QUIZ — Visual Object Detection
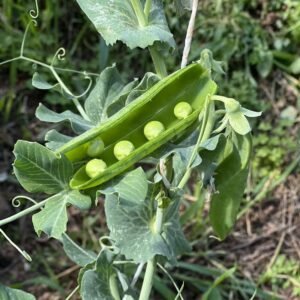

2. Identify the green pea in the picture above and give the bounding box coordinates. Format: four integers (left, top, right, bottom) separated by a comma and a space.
144, 121, 165, 141
174, 102, 193, 119
87, 138, 105, 157
85, 159, 107, 178
114, 140, 135, 160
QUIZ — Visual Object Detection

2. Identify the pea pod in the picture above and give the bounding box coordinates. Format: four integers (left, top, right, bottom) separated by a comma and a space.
56, 62, 217, 190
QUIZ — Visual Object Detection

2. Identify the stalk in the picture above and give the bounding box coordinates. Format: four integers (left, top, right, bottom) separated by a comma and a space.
138, 205, 164, 300
130, 1, 168, 298
130, 0, 168, 78
0, 198, 49, 227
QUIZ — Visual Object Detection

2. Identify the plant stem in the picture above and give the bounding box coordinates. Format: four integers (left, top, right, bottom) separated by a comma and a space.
1, 54, 91, 121
131, 263, 145, 288
131, 1, 167, 298
131, 0, 147, 26
130, 0, 168, 78
149, 47, 168, 78
0, 229, 32, 261
109, 274, 121, 300
138, 258, 156, 300
0, 198, 49, 227
178, 99, 212, 189
138, 205, 164, 300
144, 0, 152, 22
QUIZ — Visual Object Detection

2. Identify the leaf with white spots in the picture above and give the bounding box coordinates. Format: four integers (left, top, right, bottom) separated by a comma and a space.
76, 0, 175, 49
101, 168, 190, 263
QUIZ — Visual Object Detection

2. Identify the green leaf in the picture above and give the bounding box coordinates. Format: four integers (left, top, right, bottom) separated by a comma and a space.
76, 0, 175, 49
62, 234, 97, 267
32, 191, 91, 239
200, 134, 222, 151
171, 146, 202, 186
209, 134, 252, 240
36, 103, 92, 134
13, 141, 73, 194
102, 168, 190, 263
198, 134, 227, 186
32, 72, 58, 90
107, 72, 160, 117
45, 130, 72, 151
80, 250, 116, 300
84, 65, 137, 124
0, 284, 35, 300
101, 167, 148, 205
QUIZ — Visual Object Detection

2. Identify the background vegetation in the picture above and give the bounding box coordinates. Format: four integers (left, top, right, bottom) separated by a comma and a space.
0, 0, 299, 299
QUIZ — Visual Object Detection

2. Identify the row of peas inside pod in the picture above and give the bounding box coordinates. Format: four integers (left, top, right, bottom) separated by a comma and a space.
85, 102, 193, 179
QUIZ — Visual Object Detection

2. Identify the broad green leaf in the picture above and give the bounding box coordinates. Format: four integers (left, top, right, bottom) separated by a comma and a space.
209, 134, 252, 240
107, 72, 160, 117
76, 0, 175, 49
156, 131, 202, 186
32, 191, 91, 239
161, 134, 221, 187
84, 65, 137, 124
36, 103, 92, 134
45, 129, 72, 151
101, 168, 148, 205
102, 168, 190, 263
32, 72, 58, 90
0, 284, 35, 300
62, 234, 97, 267
80, 250, 116, 300
13, 141, 73, 194
200, 134, 222, 151
171, 146, 202, 186
198, 134, 227, 186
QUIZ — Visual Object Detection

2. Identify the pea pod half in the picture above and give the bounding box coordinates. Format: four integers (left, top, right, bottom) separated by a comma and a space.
56, 62, 217, 190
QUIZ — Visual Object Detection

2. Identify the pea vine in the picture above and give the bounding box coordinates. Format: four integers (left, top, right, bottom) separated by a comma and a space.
0, 0, 261, 299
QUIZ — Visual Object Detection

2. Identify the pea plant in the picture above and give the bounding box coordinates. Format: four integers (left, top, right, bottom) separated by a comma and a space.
0, 0, 261, 299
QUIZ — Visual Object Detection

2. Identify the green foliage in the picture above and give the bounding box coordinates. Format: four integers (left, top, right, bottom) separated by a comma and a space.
102, 168, 190, 263
0, 283, 35, 300
32, 190, 91, 239
265, 254, 300, 297
0, 0, 273, 299
208, 134, 252, 239
252, 120, 297, 181
13, 141, 73, 194
62, 234, 97, 267
217, 70, 261, 110
76, 0, 175, 50
80, 250, 117, 300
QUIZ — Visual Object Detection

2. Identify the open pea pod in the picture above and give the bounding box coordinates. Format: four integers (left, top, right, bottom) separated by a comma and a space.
57, 62, 217, 190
